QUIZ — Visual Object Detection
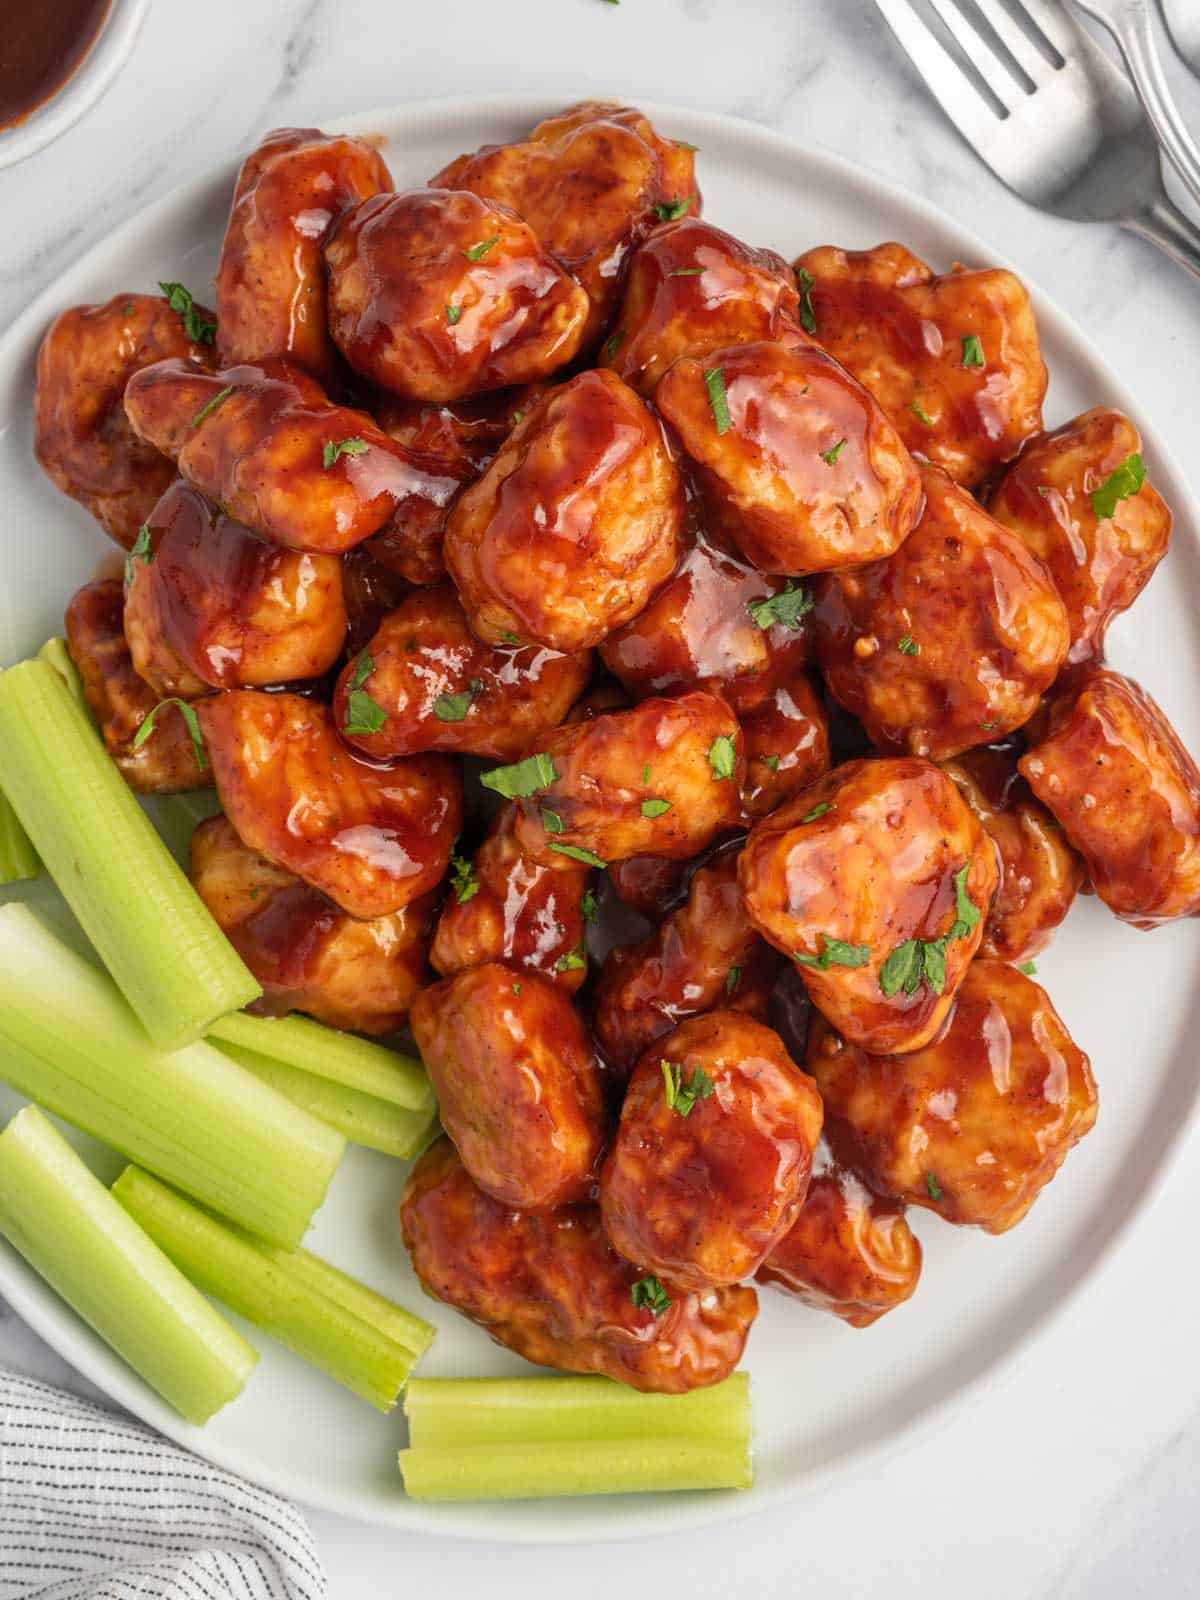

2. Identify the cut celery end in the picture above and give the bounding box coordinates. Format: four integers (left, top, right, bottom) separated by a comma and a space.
404, 1374, 750, 1448
209, 1012, 434, 1112
0, 789, 39, 884
113, 1167, 421, 1411
398, 1438, 753, 1502
219, 1042, 437, 1160
36, 636, 88, 712
0, 1108, 256, 1424
0, 659, 260, 1049
0, 904, 343, 1246
256, 1243, 435, 1360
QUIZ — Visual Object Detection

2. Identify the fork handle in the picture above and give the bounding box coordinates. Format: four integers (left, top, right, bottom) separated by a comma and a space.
1124, 195, 1200, 279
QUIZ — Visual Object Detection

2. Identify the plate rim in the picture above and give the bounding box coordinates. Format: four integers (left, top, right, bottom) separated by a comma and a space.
2, 90, 1198, 1544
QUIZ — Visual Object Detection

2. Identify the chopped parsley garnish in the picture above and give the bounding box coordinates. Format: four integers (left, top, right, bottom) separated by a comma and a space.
190, 386, 233, 428
708, 735, 736, 781
897, 634, 920, 656
654, 194, 695, 222
641, 798, 672, 818
910, 398, 934, 428
925, 1171, 943, 1202
343, 689, 387, 737
704, 365, 731, 434
630, 1274, 672, 1315
821, 437, 847, 467
580, 888, 599, 924
794, 936, 871, 971
980, 721, 997, 732
670, 267, 704, 277
158, 280, 216, 345
763, 755, 780, 772
449, 854, 480, 905
541, 807, 566, 834
432, 679, 481, 722
445, 304, 463, 325
604, 330, 625, 363
674, 139, 698, 152
795, 266, 817, 334
726, 966, 742, 995
124, 523, 152, 586
747, 581, 813, 631
322, 437, 369, 470
350, 650, 374, 690
555, 945, 588, 973
498, 630, 521, 646
511, 982, 522, 996
1091, 452, 1146, 521
961, 334, 985, 369
132, 699, 206, 769
1018, 960, 1038, 976
480, 752, 559, 799
464, 236, 500, 261
661, 1059, 714, 1117
879, 863, 981, 997
801, 801, 832, 823
548, 842, 607, 868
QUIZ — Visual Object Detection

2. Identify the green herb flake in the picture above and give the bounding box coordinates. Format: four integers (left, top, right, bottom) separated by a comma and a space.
464, 236, 500, 262
670, 267, 704, 277
910, 398, 934, 428
703, 365, 731, 435
801, 801, 832, 824
449, 854, 480, 905
763, 755, 780, 772
432, 679, 481, 723
604, 330, 625, 363
654, 194, 695, 223
132, 698, 206, 769
726, 965, 742, 995
925, 1171, 944, 1202
897, 634, 920, 656
498, 630, 522, 646
445, 304, 463, 325
158, 280, 216, 345
190, 385, 234, 428
1091, 452, 1147, 521
322, 437, 369, 470
794, 936, 871, 971
980, 721, 997, 732
879, 939, 924, 999
821, 437, 847, 467
555, 945, 588, 973
674, 140, 699, 152
124, 523, 153, 586
1017, 960, 1038, 976
350, 650, 374, 690
878, 860, 981, 998
642, 763, 652, 784
480, 752, 559, 799
747, 581, 813, 631
343, 689, 387, 737
548, 842, 607, 869
580, 888, 599, 924
795, 266, 817, 335
708, 734, 736, 781
511, 982, 522, 996
660, 1060, 714, 1118
541, 807, 566, 834
961, 334, 985, 369
641, 798, 672, 818
630, 1274, 672, 1315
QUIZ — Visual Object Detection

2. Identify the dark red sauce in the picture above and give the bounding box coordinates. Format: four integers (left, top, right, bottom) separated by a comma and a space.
1, 1, 112, 131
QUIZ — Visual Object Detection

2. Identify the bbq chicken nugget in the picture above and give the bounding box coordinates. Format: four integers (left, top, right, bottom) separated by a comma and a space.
400, 1138, 757, 1393
444, 368, 686, 651
739, 756, 998, 1054
655, 339, 922, 575
807, 961, 1097, 1233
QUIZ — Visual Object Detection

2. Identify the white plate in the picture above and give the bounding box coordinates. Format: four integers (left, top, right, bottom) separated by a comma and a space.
1, 96, 1198, 1545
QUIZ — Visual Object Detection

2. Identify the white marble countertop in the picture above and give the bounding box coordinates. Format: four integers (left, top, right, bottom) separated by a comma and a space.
4, 1, 1200, 1594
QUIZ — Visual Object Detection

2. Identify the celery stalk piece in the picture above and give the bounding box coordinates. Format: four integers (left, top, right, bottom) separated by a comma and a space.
209, 1011, 434, 1111
398, 1438, 753, 1501
219, 1042, 437, 1160
0, 789, 39, 883
0, 904, 343, 1246
0, 659, 260, 1048
0, 1108, 257, 1424
256, 1243, 435, 1359
36, 636, 88, 712
113, 1167, 421, 1411
404, 1374, 750, 1448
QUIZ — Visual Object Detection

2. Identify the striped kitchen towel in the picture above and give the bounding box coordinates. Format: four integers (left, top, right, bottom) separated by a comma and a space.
0, 1368, 326, 1599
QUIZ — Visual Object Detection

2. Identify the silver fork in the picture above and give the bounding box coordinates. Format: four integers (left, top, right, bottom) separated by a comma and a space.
871, 0, 1200, 280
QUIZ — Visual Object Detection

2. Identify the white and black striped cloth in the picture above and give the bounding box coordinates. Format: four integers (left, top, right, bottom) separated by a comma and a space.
0, 1369, 326, 1599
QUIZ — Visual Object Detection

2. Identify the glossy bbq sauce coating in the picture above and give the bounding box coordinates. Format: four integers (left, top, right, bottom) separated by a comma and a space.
0, 0, 110, 130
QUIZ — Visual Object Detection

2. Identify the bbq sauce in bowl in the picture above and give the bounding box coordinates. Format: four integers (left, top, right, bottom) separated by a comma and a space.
0, 0, 112, 131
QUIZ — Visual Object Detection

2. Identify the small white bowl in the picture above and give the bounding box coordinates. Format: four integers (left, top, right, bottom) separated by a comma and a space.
0, 0, 149, 171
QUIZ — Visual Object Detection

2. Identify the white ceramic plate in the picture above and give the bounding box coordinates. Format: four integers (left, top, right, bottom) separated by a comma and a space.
1, 96, 1198, 1545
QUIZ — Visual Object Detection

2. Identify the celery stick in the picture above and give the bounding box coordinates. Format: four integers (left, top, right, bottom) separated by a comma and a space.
0, 659, 260, 1048
219, 1042, 437, 1160
398, 1438, 753, 1501
0, 1109, 256, 1424
256, 1244, 435, 1359
36, 636, 88, 712
404, 1374, 750, 1448
0, 904, 343, 1246
209, 1012, 433, 1111
113, 1167, 420, 1411
0, 789, 39, 884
